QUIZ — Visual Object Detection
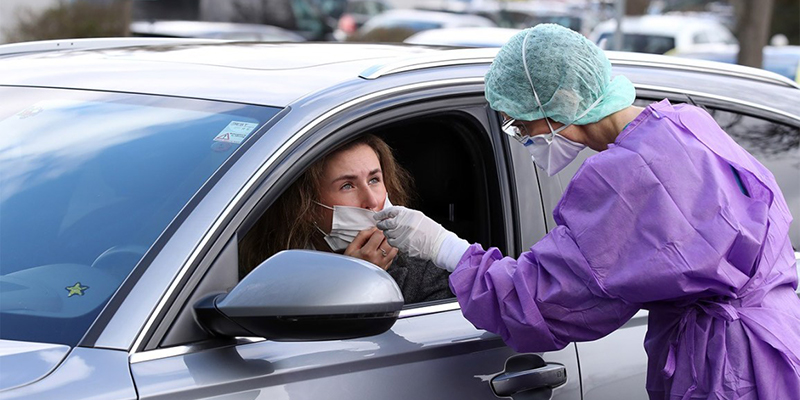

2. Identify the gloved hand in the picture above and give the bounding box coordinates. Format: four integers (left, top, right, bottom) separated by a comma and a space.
374, 206, 470, 271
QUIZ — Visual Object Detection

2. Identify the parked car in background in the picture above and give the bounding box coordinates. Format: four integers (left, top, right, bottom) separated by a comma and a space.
333, 0, 393, 41
590, 14, 737, 54
673, 44, 800, 83
0, 38, 798, 399
404, 26, 518, 47
350, 9, 495, 42
129, 20, 306, 42
472, 0, 597, 37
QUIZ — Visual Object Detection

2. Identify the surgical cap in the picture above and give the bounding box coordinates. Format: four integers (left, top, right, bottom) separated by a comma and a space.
485, 24, 635, 125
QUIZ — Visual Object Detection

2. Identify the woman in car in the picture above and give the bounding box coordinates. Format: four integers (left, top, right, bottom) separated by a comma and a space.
374, 24, 800, 398
240, 134, 452, 304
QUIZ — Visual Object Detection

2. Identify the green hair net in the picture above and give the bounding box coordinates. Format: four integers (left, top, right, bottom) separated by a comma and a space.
485, 24, 635, 125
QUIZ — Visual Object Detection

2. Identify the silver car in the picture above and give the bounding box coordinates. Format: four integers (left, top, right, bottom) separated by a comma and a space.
0, 39, 798, 399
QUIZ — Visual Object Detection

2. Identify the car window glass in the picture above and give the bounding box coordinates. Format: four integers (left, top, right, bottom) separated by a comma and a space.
694, 31, 710, 44
386, 20, 443, 31
0, 87, 280, 346
599, 33, 676, 54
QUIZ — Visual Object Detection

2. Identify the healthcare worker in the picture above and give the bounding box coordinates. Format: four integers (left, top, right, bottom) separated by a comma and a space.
375, 24, 800, 399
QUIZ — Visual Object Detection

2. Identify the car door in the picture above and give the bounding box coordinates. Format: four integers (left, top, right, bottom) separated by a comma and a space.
128, 87, 583, 399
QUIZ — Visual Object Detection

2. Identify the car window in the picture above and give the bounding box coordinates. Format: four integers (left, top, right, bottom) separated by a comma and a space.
0, 87, 280, 346
599, 33, 676, 54
385, 20, 443, 32
693, 31, 710, 44
237, 110, 506, 307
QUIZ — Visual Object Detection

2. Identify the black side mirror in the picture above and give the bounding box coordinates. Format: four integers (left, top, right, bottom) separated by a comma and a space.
194, 250, 404, 341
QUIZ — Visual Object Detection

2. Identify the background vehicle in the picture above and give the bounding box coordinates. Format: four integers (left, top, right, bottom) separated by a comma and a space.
0, 39, 798, 399
403, 26, 518, 47
350, 9, 496, 42
673, 44, 800, 83
471, 0, 596, 37
333, 0, 393, 41
129, 20, 307, 41
589, 14, 737, 54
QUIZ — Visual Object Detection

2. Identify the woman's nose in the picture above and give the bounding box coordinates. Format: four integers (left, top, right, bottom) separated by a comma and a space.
361, 189, 380, 210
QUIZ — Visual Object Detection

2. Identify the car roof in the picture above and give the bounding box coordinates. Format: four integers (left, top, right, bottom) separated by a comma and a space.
0, 41, 442, 107
1, 40, 796, 108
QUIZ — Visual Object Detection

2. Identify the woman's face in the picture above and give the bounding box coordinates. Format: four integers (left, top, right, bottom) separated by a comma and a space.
316, 143, 386, 233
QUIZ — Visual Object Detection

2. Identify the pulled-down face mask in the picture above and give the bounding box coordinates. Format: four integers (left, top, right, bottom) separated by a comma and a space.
315, 196, 392, 252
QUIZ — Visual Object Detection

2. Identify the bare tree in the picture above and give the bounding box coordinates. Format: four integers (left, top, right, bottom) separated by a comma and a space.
731, 0, 775, 68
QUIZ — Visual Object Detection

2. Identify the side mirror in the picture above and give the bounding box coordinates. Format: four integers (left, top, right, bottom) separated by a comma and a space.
194, 250, 404, 341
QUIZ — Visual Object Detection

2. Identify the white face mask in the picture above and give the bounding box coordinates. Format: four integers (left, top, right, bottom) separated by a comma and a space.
524, 133, 586, 176
315, 196, 392, 252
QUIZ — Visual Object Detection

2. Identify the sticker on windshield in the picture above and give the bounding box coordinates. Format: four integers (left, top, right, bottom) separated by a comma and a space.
213, 121, 259, 145
66, 282, 89, 297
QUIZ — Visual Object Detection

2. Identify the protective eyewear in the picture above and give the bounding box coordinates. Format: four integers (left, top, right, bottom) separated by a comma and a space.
501, 117, 533, 146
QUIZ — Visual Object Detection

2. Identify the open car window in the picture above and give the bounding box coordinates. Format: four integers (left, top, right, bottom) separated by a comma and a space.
238, 109, 505, 307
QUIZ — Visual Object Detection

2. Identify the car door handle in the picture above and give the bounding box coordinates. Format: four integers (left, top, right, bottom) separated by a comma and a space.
491, 354, 567, 397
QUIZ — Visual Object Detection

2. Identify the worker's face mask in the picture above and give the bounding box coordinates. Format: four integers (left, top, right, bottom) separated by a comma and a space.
503, 117, 584, 176
525, 133, 586, 176
315, 196, 392, 252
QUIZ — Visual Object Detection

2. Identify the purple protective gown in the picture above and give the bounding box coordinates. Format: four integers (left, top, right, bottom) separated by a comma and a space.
450, 100, 800, 399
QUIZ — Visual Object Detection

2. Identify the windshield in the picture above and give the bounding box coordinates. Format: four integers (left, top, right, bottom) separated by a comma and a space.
0, 87, 280, 346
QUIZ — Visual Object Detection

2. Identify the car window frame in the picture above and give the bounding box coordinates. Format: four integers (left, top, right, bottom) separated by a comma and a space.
139, 86, 517, 353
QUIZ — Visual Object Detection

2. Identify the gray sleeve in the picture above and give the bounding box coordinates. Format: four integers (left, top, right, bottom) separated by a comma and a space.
387, 254, 453, 304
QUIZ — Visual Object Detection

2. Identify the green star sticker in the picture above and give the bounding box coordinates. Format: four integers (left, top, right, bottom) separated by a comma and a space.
65, 282, 89, 297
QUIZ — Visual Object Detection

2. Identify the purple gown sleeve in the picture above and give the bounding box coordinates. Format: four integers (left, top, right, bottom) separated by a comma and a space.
449, 230, 641, 353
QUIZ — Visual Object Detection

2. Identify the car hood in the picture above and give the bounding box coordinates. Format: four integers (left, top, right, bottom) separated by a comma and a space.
0, 340, 70, 391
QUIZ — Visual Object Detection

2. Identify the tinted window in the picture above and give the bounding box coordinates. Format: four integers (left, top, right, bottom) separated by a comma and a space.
0, 87, 280, 346
599, 33, 676, 54
694, 31, 710, 44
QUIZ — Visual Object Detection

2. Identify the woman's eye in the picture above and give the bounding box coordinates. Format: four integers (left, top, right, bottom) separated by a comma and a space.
369, 177, 380, 185
341, 183, 354, 190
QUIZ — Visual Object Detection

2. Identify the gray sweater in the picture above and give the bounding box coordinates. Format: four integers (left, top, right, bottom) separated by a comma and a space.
387, 254, 453, 304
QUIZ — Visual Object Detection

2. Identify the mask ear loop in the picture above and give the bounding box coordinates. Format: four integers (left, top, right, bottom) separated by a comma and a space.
312, 201, 333, 236
312, 221, 327, 236
313, 200, 334, 210
522, 30, 556, 144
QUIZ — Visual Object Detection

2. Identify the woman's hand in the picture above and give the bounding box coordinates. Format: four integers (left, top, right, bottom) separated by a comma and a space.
344, 228, 398, 270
